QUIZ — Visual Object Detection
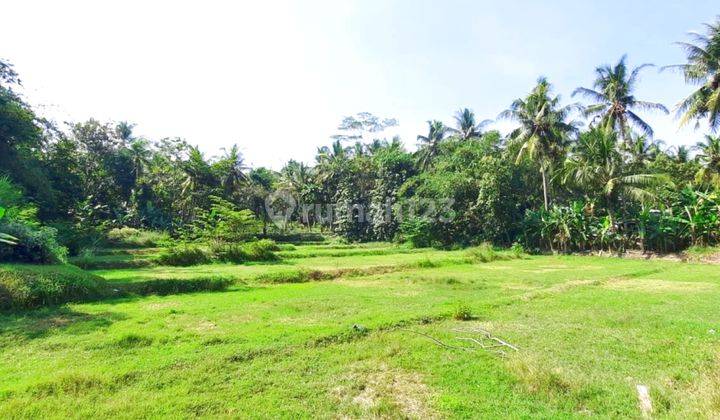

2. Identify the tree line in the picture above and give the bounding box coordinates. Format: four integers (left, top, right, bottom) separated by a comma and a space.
1, 17, 720, 260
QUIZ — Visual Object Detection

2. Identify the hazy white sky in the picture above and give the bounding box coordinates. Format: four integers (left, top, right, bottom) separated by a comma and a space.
2, 1, 718, 168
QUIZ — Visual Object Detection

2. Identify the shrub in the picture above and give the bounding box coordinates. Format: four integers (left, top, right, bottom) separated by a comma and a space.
0, 264, 111, 310
399, 217, 434, 248
156, 245, 211, 266
0, 221, 68, 264
212, 243, 249, 263
212, 239, 279, 263
49, 221, 104, 257
243, 239, 279, 261
106, 227, 170, 248
465, 243, 498, 263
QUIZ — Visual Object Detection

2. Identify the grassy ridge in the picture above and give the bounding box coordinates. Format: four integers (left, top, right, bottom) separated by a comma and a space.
0, 264, 233, 310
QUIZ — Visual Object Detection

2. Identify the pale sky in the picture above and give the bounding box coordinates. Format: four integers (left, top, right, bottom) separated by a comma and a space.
2, 1, 718, 168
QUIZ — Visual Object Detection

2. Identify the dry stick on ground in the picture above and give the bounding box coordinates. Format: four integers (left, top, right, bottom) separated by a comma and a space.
452, 327, 520, 352
396, 328, 474, 351
455, 337, 507, 356
397, 328, 518, 357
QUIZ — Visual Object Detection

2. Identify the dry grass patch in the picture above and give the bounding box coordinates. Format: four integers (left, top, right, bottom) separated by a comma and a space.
602, 279, 716, 293
334, 362, 439, 419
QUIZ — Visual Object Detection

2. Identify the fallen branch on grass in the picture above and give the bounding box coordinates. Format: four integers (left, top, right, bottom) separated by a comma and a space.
398, 326, 520, 357
452, 327, 520, 352
397, 328, 472, 351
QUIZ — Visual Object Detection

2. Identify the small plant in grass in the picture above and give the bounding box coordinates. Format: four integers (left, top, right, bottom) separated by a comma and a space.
510, 242, 527, 257
453, 303, 473, 321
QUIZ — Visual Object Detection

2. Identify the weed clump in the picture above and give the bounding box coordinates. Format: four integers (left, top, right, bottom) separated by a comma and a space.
114, 333, 154, 349
452, 303, 474, 321
465, 243, 524, 263
157, 245, 212, 266
106, 227, 170, 248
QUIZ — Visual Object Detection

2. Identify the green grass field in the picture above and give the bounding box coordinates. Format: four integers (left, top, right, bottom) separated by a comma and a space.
2, 243, 720, 418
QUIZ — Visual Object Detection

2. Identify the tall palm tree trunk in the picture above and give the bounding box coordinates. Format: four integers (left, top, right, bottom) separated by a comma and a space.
541, 168, 549, 210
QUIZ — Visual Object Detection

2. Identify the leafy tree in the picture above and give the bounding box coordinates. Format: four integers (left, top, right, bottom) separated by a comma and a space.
247, 167, 278, 235
331, 112, 398, 143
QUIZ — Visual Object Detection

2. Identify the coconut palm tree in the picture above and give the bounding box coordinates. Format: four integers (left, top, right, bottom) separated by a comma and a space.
562, 126, 669, 206
315, 140, 348, 164
181, 146, 212, 197
416, 120, 449, 170
448, 108, 491, 140
666, 17, 720, 131
625, 135, 664, 165
695, 135, 720, 186
670, 145, 692, 163
573, 55, 668, 142
115, 121, 135, 143
281, 160, 311, 193
500, 77, 580, 209
217, 144, 249, 196
126, 138, 151, 178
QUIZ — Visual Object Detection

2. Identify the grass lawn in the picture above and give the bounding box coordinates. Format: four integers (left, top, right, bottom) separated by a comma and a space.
1, 244, 719, 417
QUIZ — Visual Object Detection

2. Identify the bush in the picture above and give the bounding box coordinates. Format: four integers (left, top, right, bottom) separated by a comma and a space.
0, 264, 111, 310
243, 239, 279, 261
465, 243, 498, 263
399, 217, 435, 248
106, 227, 170, 248
156, 245, 211, 266
49, 221, 104, 257
212, 243, 249, 263
212, 239, 279, 263
0, 221, 68, 264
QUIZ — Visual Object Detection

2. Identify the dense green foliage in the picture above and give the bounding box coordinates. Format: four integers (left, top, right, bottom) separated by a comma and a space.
2, 17, 720, 257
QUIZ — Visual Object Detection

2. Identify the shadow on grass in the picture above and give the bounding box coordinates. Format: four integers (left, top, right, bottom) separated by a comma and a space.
0, 306, 127, 342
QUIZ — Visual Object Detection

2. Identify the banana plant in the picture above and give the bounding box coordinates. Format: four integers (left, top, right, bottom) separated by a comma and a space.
0, 206, 18, 245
